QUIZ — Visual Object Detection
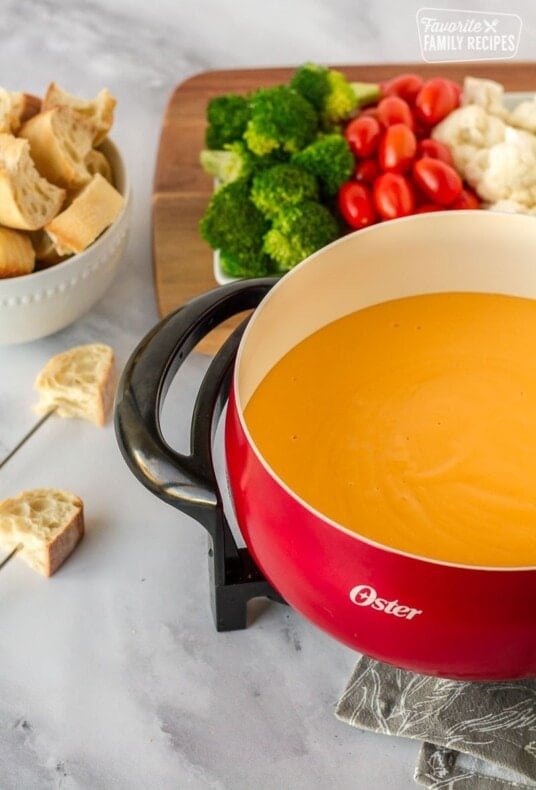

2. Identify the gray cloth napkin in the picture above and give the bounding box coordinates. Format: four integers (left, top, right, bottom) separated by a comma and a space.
336, 656, 536, 789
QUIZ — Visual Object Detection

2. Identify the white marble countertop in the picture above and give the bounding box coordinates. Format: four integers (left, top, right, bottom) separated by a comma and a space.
1, 1, 535, 787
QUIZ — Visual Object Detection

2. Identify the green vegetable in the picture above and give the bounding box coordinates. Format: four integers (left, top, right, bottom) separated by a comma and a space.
200, 141, 258, 184
205, 94, 251, 150
323, 70, 360, 124
291, 134, 354, 197
199, 65, 368, 278
244, 85, 318, 156
263, 201, 339, 272
291, 63, 380, 127
289, 63, 331, 114
200, 141, 290, 185
200, 180, 270, 276
219, 250, 274, 278
251, 164, 319, 218
350, 81, 382, 108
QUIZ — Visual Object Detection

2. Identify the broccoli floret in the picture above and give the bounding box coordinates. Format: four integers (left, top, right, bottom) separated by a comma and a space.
291, 135, 354, 198
263, 201, 339, 273
291, 64, 356, 124
219, 251, 247, 278
244, 85, 318, 156
200, 141, 258, 184
289, 63, 331, 112
219, 250, 274, 279
323, 70, 359, 124
290, 64, 381, 126
200, 141, 291, 185
205, 94, 251, 150
250, 164, 319, 218
200, 180, 270, 273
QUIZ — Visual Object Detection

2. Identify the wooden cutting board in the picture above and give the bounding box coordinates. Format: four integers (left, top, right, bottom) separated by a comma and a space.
153, 62, 536, 353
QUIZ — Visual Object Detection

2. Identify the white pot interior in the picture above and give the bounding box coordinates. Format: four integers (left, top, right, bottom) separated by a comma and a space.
236, 211, 536, 408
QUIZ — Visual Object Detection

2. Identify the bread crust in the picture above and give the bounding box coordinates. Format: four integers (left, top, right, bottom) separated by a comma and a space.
44, 173, 124, 255
0, 90, 41, 135
45, 502, 84, 576
0, 226, 35, 277
19, 93, 42, 125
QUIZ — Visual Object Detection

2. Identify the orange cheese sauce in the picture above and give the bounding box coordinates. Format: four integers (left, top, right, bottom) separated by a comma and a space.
244, 293, 536, 567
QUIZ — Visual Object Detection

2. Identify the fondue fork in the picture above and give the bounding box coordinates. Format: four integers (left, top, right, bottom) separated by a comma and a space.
0, 407, 57, 471
0, 543, 23, 570
0, 408, 58, 571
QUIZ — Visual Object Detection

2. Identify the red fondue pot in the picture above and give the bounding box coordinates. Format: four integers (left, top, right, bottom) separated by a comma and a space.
115, 211, 536, 681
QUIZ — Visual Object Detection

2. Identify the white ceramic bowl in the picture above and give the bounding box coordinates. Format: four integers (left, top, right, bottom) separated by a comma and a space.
0, 138, 131, 345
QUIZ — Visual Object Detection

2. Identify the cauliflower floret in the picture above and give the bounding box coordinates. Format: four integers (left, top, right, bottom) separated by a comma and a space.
432, 105, 507, 177
432, 105, 506, 154
507, 97, 536, 134
462, 77, 508, 119
464, 148, 490, 192
450, 143, 479, 174
487, 199, 533, 215
465, 128, 536, 205
433, 85, 536, 212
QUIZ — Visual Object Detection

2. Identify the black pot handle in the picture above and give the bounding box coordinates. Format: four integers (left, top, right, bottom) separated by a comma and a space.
114, 278, 277, 529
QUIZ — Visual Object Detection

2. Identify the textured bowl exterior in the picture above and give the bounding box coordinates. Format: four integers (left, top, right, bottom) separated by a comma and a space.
0, 139, 131, 345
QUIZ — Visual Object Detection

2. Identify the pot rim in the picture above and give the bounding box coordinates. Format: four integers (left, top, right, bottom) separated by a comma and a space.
232, 211, 536, 574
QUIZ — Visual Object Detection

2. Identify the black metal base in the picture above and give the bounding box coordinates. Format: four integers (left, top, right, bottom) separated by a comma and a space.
208, 523, 287, 632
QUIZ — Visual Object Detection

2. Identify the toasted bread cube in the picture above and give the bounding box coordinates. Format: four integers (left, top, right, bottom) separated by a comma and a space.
0, 489, 84, 577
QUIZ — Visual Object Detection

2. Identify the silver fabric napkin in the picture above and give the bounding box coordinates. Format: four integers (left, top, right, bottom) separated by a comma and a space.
336, 656, 536, 789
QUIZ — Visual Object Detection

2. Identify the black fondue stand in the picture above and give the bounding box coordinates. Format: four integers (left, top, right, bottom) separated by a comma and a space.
115, 279, 287, 631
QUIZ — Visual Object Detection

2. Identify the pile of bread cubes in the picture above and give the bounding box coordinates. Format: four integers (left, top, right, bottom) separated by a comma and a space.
0, 83, 124, 278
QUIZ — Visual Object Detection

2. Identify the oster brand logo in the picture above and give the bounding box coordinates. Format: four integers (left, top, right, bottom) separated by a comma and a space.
349, 584, 423, 620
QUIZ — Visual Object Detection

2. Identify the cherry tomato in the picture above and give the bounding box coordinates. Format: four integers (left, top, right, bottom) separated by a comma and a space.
450, 187, 480, 210
412, 158, 463, 206
377, 96, 414, 129
417, 138, 454, 166
414, 78, 460, 126
415, 203, 443, 213
412, 180, 432, 207
338, 182, 377, 229
444, 79, 462, 102
354, 158, 380, 184
412, 115, 431, 140
359, 106, 382, 122
373, 173, 415, 219
382, 73, 424, 104
344, 116, 382, 158
378, 124, 417, 175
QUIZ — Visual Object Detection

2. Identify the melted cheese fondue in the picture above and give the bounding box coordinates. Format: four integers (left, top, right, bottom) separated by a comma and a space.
244, 292, 536, 567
